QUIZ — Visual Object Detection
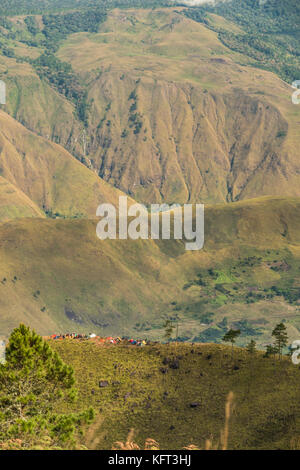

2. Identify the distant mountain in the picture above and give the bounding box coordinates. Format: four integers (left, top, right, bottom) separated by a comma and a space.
1, 7, 299, 204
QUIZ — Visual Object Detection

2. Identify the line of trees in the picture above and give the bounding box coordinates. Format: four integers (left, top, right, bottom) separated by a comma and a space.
222, 322, 289, 360
0, 0, 176, 17
164, 317, 290, 361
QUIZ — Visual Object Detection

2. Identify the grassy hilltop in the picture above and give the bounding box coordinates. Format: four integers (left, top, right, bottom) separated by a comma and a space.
49, 339, 300, 450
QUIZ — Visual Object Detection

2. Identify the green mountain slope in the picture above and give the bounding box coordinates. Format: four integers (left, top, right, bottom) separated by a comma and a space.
186, 0, 300, 83
0, 196, 299, 346
0, 176, 45, 220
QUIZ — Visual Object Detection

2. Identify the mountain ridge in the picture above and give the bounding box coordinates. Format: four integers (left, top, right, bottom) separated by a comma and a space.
0, 108, 134, 218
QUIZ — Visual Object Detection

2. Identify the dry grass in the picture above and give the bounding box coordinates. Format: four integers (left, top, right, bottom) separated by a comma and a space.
111, 392, 234, 451
112, 429, 160, 450
290, 437, 300, 450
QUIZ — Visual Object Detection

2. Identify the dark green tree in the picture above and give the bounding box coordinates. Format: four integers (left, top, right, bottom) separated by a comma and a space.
264, 344, 277, 359
222, 329, 241, 359
163, 319, 175, 343
272, 322, 288, 360
0, 324, 94, 449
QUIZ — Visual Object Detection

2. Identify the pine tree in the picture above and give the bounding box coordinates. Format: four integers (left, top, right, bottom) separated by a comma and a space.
272, 322, 288, 360
164, 319, 175, 343
222, 329, 241, 360
0, 324, 94, 449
